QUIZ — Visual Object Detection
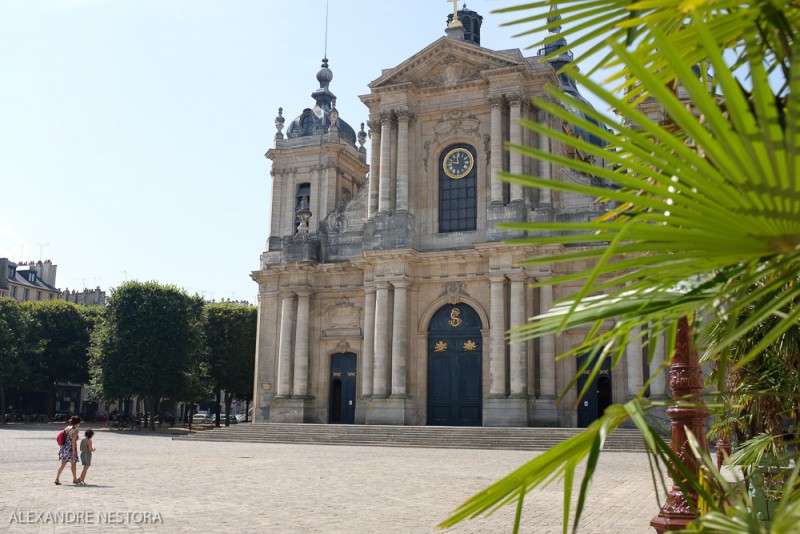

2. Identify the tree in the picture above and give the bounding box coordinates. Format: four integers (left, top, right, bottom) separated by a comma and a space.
21, 300, 95, 418
89, 281, 205, 431
0, 298, 30, 424
204, 303, 256, 427
441, 1, 800, 532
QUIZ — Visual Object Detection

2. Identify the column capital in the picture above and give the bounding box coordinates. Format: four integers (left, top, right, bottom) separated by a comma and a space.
379, 111, 394, 123
363, 285, 377, 295
507, 272, 527, 283
295, 289, 312, 298
391, 280, 410, 290
507, 92, 525, 106
489, 274, 507, 284
488, 94, 505, 109
279, 290, 296, 299
395, 109, 413, 123
375, 281, 392, 290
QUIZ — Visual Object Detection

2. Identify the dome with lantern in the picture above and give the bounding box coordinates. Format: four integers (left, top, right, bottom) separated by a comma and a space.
285, 58, 357, 146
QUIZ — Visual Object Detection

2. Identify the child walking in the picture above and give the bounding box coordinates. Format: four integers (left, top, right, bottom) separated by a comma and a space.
77, 429, 96, 485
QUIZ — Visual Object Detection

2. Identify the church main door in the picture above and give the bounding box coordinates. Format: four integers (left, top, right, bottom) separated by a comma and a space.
329, 352, 356, 424
427, 304, 482, 426
576, 352, 612, 428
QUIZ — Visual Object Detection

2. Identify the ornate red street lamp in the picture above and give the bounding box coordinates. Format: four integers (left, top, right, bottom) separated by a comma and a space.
651, 316, 710, 533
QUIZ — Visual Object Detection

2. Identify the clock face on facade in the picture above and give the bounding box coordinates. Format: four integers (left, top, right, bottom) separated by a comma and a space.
442, 147, 474, 179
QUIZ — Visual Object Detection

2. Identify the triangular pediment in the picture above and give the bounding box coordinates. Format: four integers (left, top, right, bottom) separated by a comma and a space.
369, 37, 529, 90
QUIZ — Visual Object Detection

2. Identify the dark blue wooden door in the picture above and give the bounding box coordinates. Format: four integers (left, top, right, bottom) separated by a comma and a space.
329, 352, 356, 424
427, 304, 482, 426
576, 352, 612, 428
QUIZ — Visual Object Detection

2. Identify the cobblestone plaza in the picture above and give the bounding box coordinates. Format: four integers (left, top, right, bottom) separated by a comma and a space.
1, 425, 659, 533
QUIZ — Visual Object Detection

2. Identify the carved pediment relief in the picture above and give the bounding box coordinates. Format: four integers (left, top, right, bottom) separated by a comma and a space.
323, 297, 362, 337
410, 55, 487, 88
433, 109, 481, 138
440, 281, 469, 304
370, 38, 525, 90
422, 111, 483, 171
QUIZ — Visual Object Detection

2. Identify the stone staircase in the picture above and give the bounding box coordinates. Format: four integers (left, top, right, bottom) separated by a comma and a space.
173, 423, 652, 452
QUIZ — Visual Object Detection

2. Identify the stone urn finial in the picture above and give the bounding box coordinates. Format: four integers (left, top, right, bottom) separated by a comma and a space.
358, 122, 367, 151
295, 196, 312, 237
275, 107, 285, 140
328, 100, 339, 133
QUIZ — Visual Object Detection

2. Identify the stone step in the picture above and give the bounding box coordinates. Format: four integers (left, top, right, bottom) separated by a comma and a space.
174, 423, 651, 452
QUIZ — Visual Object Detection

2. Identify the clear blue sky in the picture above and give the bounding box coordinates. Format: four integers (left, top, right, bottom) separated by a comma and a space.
0, 0, 590, 304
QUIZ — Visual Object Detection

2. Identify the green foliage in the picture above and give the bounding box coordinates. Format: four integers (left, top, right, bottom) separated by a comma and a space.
21, 300, 93, 387
0, 298, 31, 421
497, 0, 797, 102
89, 281, 205, 405
204, 302, 256, 397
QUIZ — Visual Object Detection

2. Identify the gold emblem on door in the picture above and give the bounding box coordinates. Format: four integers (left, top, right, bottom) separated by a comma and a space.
448, 307, 463, 327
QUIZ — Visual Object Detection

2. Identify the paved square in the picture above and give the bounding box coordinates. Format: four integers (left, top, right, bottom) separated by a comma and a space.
0, 425, 660, 533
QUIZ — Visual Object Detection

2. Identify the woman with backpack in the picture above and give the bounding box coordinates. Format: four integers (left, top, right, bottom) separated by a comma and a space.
54, 415, 82, 485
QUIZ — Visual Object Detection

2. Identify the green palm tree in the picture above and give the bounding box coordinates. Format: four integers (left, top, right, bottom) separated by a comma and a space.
439, 1, 800, 532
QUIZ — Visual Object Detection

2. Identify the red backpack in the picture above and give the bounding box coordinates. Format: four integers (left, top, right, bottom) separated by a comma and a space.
56, 428, 67, 446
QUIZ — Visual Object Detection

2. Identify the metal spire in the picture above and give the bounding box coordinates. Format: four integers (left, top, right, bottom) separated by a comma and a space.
547, 3, 562, 34
324, 0, 329, 58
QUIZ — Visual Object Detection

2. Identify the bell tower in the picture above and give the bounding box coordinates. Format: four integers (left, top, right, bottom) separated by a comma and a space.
264, 59, 368, 264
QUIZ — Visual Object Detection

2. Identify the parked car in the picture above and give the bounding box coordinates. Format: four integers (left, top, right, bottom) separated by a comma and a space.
209, 414, 237, 425
192, 411, 211, 424
222, 414, 237, 425
235, 414, 247, 423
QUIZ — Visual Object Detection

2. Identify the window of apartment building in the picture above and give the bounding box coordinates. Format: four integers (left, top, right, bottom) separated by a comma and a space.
11, 287, 17, 298
36, 291, 42, 300
23, 288, 29, 300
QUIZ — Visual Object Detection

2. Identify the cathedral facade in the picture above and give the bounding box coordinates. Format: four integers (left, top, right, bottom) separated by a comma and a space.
251, 7, 666, 427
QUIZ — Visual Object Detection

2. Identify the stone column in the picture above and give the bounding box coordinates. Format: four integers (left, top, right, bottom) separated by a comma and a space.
538, 109, 552, 206
395, 110, 411, 213
538, 283, 556, 397
269, 168, 283, 241
489, 95, 504, 205
489, 275, 507, 397
361, 286, 376, 397
292, 291, 311, 397
372, 282, 391, 397
283, 170, 297, 237
276, 291, 296, 397
367, 119, 380, 219
508, 274, 528, 397
625, 325, 644, 398
390, 281, 409, 396
508, 93, 524, 204
378, 112, 393, 215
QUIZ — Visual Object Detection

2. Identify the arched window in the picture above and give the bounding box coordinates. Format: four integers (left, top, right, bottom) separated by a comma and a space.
438, 144, 477, 232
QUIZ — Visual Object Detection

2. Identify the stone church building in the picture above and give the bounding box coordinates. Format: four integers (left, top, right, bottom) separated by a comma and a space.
251, 6, 666, 427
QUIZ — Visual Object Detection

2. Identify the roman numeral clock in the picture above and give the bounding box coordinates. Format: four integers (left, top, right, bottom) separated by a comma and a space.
442, 147, 474, 179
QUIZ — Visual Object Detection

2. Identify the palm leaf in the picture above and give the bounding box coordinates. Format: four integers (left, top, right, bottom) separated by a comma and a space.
443, 8, 799, 531
493, 0, 796, 101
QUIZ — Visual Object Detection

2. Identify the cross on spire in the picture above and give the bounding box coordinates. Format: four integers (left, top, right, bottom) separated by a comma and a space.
446, 0, 463, 28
